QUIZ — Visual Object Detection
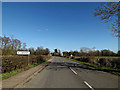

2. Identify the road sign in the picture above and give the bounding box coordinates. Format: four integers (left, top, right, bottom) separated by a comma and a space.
17, 51, 30, 55
17, 51, 30, 65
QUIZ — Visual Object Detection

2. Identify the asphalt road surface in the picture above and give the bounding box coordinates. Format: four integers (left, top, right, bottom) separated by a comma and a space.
24, 56, 119, 89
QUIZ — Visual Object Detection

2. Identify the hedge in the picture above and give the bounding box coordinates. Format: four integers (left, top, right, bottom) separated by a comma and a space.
2, 55, 50, 73
69, 56, 120, 69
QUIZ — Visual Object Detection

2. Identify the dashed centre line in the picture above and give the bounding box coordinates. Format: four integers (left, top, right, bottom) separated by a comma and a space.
84, 81, 94, 90
69, 67, 94, 90
69, 67, 77, 75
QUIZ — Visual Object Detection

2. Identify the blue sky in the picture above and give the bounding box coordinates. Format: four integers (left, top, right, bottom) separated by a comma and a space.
2, 2, 118, 52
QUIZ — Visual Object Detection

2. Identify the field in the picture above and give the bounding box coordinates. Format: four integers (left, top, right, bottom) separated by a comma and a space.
67, 56, 120, 69
75, 56, 120, 59
64, 56, 120, 75
94, 56, 120, 58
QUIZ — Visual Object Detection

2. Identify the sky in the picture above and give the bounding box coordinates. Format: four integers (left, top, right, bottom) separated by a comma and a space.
2, 2, 118, 52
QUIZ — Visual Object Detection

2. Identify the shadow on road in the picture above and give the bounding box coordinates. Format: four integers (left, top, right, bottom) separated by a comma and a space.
45, 61, 120, 73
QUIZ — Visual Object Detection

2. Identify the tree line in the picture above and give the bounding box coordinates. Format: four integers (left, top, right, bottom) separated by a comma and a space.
62, 49, 120, 57
0, 35, 50, 55
52, 48, 120, 57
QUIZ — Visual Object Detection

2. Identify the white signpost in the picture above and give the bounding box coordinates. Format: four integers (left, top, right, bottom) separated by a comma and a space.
17, 51, 30, 65
17, 51, 30, 55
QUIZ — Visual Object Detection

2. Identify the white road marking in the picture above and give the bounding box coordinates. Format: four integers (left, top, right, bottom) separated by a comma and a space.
84, 81, 94, 90
70, 67, 77, 75
57, 66, 66, 68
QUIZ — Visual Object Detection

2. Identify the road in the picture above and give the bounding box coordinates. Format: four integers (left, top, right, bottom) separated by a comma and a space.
24, 56, 119, 89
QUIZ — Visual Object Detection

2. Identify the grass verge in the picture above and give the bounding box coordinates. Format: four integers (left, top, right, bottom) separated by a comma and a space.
64, 57, 120, 76
2, 57, 52, 80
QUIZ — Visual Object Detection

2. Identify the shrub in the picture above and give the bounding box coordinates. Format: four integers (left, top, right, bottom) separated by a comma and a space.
96, 58, 120, 69
74, 57, 90, 62
71, 56, 120, 69
70, 56, 75, 59
2, 55, 50, 73
98, 58, 106, 66
110, 58, 120, 69
36, 55, 44, 63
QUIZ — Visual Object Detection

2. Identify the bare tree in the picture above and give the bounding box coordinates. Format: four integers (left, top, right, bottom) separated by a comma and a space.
1, 35, 22, 55
22, 43, 27, 50
36, 46, 44, 55
93, 2, 120, 37
29, 47, 35, 55
1, 35, 51, 56
44, 48, 50, 55
54, 49, 58, 53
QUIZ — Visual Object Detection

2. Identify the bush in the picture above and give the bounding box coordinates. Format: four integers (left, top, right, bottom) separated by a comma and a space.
74, 57, 90, 62
70, 56, 75, 59
98, 58, 106, 66
110, 58, 120, 69
70, 56, 120, 69
2, 55, 50, 73
36, 55, 44, 63
2, 56, 28, 73
96, 58, 120, 69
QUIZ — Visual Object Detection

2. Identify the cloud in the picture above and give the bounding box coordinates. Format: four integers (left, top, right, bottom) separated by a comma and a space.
37, 29, 42, 32
45, 28, 48, 31
37, 25, 49, 32
37, 28, 48, 32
